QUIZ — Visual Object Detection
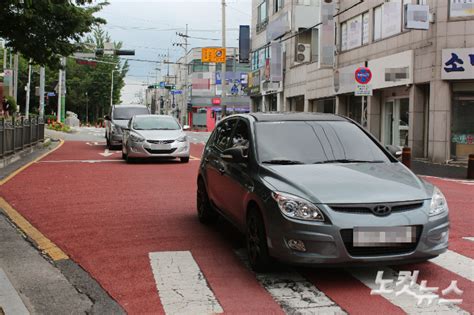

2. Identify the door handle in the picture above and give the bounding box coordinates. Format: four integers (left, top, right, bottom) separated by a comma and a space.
218, 166, 225, 174
204, 157, 209, 162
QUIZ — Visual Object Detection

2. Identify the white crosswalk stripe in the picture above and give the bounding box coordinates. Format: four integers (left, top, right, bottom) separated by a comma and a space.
147, 249, 473, 314
235, 249, 346, 314
149, 251, 223, 315
430, 250, 474, 281
0, 268, 29, 315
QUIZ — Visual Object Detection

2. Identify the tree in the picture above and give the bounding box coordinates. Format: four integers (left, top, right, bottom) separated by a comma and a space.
0, 0, 106, 68
1, 27, 128, 122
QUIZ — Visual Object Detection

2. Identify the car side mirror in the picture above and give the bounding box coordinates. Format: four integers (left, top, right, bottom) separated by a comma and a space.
221, 147, 247, 163
104, 115, 111, 121
386, 145, 402, 158
183, 125, 190, 131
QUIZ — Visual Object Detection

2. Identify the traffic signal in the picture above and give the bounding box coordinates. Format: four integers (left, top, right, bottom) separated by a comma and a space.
187, 103, 192, 112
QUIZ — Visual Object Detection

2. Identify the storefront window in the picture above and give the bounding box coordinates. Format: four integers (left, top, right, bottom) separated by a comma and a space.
347, 96, 362, 124
451, 91, 474, 159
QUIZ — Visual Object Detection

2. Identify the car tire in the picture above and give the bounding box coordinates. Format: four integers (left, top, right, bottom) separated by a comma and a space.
126, 153, 135, 164
246, 209, 272, 272
180, 157, 190, 163
197, 178, 218, 224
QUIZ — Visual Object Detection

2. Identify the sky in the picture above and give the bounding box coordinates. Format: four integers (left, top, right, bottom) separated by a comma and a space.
95, 0, 252, 103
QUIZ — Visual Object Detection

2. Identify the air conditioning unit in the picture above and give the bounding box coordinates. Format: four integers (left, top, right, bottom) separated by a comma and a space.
295, 43, 310, 63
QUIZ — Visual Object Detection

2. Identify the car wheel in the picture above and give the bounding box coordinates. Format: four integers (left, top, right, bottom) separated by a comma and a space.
126, 152, 135, 164
246, 209, 272, 272
197, 178, 217, 224
180, 157, 190, 163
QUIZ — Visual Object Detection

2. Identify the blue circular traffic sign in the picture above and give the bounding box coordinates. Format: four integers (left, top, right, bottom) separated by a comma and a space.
355, 67, 372, 85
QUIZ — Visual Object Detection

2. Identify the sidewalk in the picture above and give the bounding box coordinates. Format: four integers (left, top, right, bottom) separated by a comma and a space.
0, 140, 124, 314
412, 159, 469, 180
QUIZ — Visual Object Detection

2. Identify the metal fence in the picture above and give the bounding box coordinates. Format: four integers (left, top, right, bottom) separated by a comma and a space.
0, 116, 45, 158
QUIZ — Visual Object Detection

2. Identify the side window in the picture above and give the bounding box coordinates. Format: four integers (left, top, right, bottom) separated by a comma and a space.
231, 120, 250, 156
214, 119, 237, 151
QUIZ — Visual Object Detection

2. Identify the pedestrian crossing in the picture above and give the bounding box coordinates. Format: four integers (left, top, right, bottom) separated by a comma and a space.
148, 248, 473, 315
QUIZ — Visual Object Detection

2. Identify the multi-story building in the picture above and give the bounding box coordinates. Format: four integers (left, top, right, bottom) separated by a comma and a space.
250, 0, 474, 163
173, 47, 251, 131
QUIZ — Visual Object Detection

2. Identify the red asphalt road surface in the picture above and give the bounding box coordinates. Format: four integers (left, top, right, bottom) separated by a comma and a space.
0, 141, 472, 314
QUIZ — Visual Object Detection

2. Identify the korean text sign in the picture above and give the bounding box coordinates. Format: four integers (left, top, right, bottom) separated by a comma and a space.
442, 48, 474, 80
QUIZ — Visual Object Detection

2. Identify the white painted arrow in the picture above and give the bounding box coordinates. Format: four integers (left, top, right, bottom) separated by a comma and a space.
99, 149, 114, 157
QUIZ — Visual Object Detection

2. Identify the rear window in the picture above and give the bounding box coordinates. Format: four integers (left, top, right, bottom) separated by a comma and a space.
113, 107, 149, 120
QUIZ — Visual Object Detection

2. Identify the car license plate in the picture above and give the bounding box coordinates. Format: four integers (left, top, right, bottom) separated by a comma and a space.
151, 144, 171, 150
353, 226, 416, 247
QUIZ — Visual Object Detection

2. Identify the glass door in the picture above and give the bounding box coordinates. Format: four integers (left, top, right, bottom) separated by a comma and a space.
383, 100, 394, 146
383, 98, 409, 147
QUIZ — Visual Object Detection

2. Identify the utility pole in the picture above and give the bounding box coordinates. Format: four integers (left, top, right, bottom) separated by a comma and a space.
39, 67, 45, 119
25, 60, 32, 118
221, 0, 227, 117
85, 92, 89, 125
57, 57, 66, 122
175, 26, 189, 124
13, 53, 18, 105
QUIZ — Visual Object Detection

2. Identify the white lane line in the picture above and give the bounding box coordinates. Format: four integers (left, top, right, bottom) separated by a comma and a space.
0, 268, 30, 315
38, 160, 121, 163
462, 237, 474, 242
235, 249, 346, 314
349, 267, 468, 315
430, 250, 474, 281
149, 251, 223, 315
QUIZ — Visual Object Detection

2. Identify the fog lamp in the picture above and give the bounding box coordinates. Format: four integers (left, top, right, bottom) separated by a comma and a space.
288, 239, 306, 252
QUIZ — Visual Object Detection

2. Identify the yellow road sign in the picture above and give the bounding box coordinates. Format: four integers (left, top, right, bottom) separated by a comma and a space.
202, 48, 226, 63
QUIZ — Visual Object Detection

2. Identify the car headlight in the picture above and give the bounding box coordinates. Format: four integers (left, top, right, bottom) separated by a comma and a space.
430, 187, 449, 217
176, 135, 188, 142
272, 192, 324, 222
130, 133, 145, 143
111, 124, 122, 134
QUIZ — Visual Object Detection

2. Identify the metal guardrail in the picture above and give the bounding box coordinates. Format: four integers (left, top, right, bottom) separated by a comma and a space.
0, 117, 45, 158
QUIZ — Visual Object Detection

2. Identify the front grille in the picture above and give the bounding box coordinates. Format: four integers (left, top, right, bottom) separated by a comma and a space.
329, 201, 424, 215
147, 140, 175, 144
145, 148, 177, 154
340, 226, 422, 257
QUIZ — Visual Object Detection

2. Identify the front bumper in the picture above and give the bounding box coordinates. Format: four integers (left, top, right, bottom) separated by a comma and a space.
263, 200, 449, 266
126, 140, 190, 158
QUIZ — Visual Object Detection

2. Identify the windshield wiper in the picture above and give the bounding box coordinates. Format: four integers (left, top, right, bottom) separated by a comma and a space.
262, 159, 305, 165
314, 159, 385, 164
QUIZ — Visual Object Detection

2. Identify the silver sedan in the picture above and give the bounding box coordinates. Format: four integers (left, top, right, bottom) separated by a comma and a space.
122, 115, 190, 163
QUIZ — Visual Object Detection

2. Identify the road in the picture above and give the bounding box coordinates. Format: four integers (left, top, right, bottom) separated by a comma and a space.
46, 127, 211, 144
0, 137, 472, 314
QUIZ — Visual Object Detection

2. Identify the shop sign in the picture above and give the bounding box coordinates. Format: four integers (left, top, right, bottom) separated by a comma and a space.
441, 48, 474, 80
449, 0, 474, 18
452, 134, 474, 145
248, 70, 261, 96
334, 63, 364, 94
368, 50, 413, 89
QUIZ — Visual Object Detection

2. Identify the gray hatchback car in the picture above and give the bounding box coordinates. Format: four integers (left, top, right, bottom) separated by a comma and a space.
197, 113, 449, 271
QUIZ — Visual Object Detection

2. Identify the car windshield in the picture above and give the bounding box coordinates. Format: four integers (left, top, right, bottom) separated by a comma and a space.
113, 107, 149, 120
255, 121, 390, 165
133, 116, 181, 130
